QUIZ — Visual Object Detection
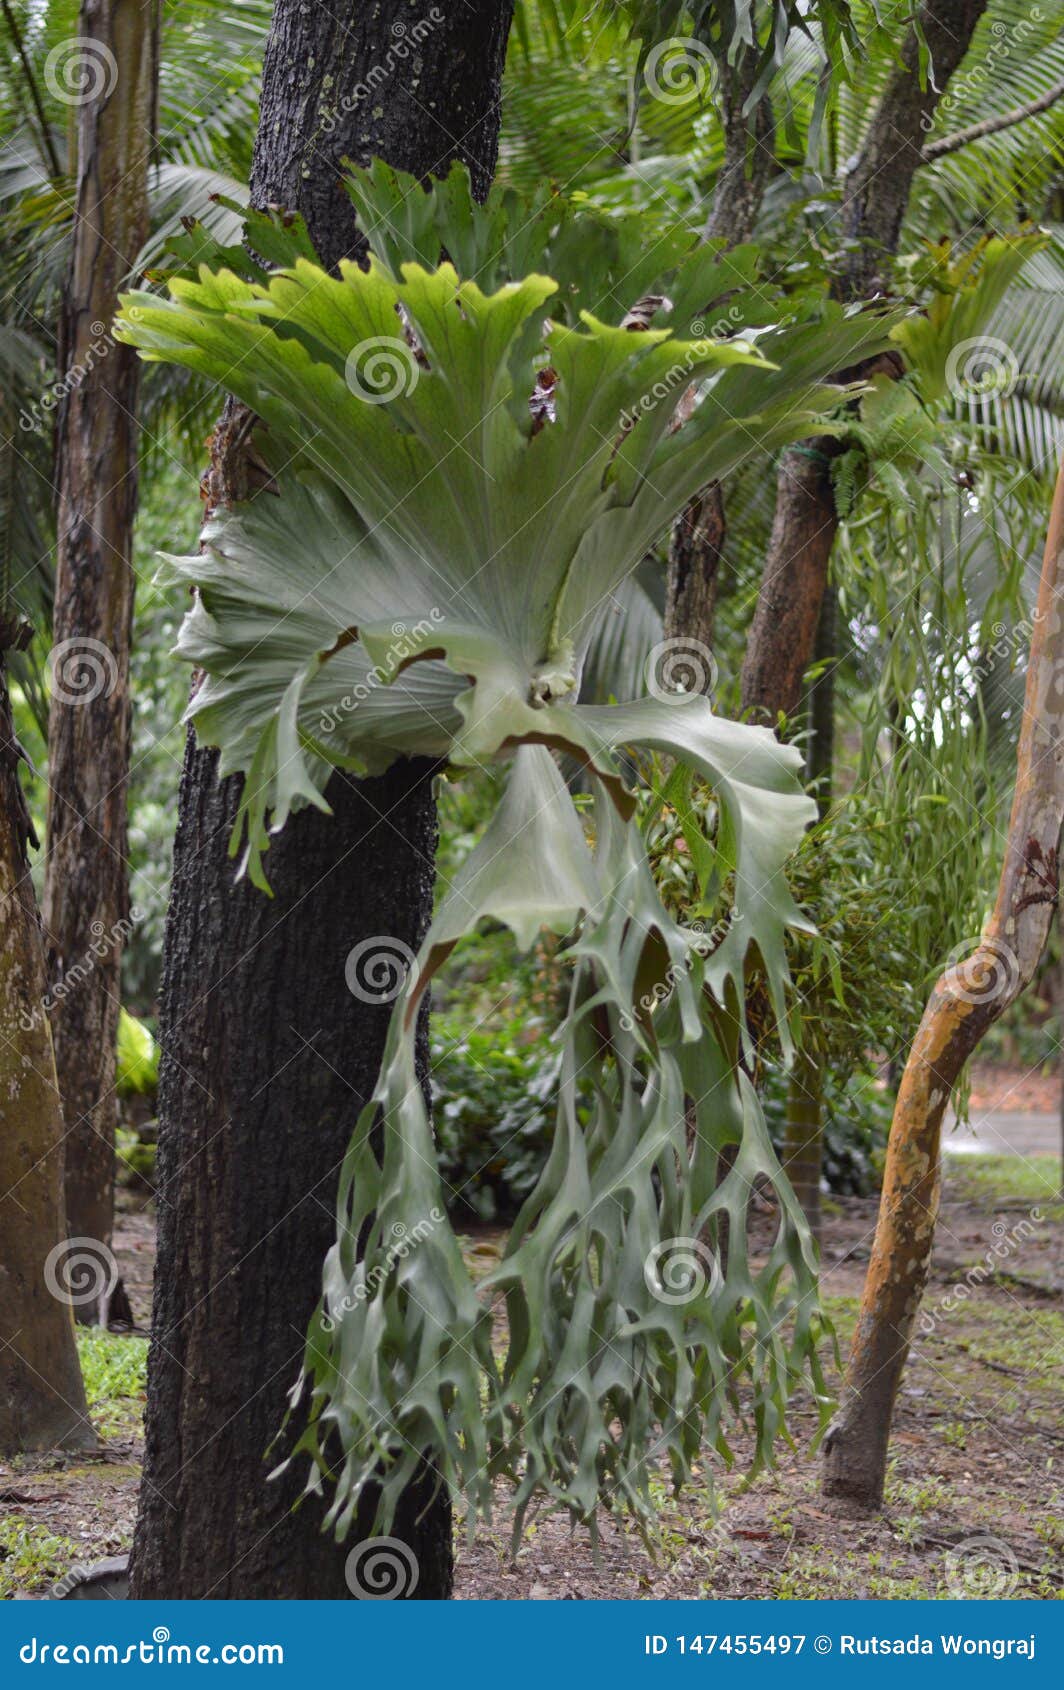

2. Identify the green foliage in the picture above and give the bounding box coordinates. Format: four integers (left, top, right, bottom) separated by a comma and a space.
115, 1009, 159, 1098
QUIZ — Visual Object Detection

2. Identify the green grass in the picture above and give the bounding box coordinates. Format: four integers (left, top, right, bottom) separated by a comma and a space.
76, 1329, 148, 1440
945, 1154, 1062, 1209
0, 1519, 81, 1599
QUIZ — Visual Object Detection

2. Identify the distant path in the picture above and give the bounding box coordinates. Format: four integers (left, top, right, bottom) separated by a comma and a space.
943, 1110, 1059, 1158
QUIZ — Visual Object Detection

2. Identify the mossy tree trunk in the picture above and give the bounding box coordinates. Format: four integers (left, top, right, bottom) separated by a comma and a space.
0, 641, 96, 1455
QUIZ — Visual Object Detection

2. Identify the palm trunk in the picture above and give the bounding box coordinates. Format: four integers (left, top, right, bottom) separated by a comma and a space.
823, 457, 1064, 1508
43, 0, 154, 1326
0, 638, 96, 1454
128, 0, 515, 1600
783, 1045, 823, 1248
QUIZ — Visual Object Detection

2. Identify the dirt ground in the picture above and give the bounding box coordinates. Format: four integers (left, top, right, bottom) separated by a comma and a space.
2, 1149, 1062, 1602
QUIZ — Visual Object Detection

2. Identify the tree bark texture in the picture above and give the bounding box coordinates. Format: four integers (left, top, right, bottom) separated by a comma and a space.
43, 0, 154, 1325
823, 456, 1064, 1508
664, 48, 774, 649
739, 0, 989, 723
129, 0, 515, 1600
0, 643, 96, 1454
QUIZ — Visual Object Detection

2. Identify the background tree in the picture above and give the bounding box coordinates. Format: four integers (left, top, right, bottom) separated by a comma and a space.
129, 0, 517, 1601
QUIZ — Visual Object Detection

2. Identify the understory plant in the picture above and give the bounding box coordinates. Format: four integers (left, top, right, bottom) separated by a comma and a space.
116, 176, 898, 1543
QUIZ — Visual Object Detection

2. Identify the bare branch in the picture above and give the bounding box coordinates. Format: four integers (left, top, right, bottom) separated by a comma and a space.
922, 76, 1064, 163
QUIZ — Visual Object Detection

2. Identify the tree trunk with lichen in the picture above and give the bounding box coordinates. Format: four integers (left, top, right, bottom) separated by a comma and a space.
43, 0, 154, 1327
0, 642, 96, 1455
128, 0, 515, 1601
823, 458, 1064, 1508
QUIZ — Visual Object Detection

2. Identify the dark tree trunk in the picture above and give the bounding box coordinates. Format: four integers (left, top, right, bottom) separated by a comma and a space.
0, 636, 96, 1455
129, 0, 515, 1601
739, 0, 988, 724
43, 0, 154, 1327
664, 49, 773, 649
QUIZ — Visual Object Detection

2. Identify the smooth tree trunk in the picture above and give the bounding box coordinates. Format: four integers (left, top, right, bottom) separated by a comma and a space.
43, 0, 154, 1326
0, 634, 96, 1454
664, 49, 774, 649
823, 458, 1064, 1508
739, 0, 988, 722
129, 0, 515, 1600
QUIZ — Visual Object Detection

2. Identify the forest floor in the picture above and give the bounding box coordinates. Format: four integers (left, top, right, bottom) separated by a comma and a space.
2, 1118, 1062, 1601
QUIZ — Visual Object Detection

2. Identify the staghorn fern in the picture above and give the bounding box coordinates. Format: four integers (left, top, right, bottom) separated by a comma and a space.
115, 193, 898, 1544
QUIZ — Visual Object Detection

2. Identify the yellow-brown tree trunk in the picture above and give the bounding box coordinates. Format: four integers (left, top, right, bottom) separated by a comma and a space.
823, 458, 1064, 1507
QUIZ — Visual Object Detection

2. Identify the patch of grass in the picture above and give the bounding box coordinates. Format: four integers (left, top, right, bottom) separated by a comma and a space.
76, 1329, 147, 1440
945, 1154, 1061, 1210
0, 1518, 81, 1599
955, 1305, 1064, 1392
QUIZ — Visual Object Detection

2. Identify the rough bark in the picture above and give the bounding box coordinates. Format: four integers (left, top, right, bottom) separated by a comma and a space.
664, 49, 774, 648
823, 457, 1064, 1508
739, 0, 989, 723
129, 0, 515, 1601
43, 0, 154, 1326
0, 637, 96, 1454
